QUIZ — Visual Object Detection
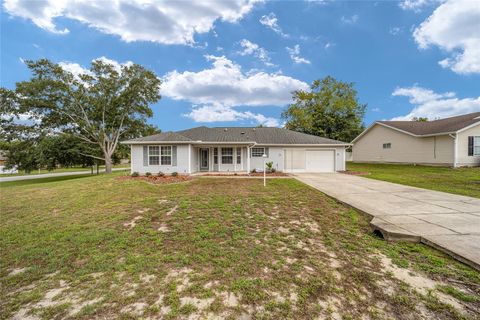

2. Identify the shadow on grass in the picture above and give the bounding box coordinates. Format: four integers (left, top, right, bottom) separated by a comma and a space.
0, 174, 97, 188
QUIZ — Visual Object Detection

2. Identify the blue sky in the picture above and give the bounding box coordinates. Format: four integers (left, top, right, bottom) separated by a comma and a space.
1, 0, 479, 131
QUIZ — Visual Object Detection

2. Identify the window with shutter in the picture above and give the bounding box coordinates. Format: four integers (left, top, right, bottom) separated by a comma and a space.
474, 136, 480, 156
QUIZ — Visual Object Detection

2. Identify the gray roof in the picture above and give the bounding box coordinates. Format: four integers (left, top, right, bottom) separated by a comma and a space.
123, 127, 348, 145
377, 112, 480, 136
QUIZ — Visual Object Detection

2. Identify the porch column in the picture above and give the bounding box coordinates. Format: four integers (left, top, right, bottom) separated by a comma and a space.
188, 144, 191, 174
247, 146, 250, 173
234, 147, 237, 172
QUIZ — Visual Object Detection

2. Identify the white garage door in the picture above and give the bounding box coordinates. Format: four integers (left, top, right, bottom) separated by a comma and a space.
306, 150, 335, 172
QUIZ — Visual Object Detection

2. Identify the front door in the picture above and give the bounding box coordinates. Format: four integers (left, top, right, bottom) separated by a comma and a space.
200, 148, 209, 171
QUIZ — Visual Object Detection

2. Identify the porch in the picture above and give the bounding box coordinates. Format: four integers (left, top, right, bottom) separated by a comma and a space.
191, 145, 251, 173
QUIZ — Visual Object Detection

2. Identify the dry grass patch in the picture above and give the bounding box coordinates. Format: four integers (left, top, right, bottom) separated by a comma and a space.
1, 174, 479, 319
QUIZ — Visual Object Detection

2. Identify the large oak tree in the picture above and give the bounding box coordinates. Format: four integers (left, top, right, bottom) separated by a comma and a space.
282, 76, 366, 143
8, 58, 161, 173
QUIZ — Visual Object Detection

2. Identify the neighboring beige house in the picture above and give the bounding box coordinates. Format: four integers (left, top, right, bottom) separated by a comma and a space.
352, 112, 480, 167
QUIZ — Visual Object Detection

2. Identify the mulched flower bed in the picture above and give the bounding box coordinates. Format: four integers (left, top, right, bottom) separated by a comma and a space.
342, 171, 370, 176
202, 172, 289, 177
117, 175, 191, 184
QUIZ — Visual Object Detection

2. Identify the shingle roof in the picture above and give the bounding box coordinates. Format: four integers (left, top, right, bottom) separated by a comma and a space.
123, 127, 348, 145
377, 112, 480, 136
125, 131, 193, 142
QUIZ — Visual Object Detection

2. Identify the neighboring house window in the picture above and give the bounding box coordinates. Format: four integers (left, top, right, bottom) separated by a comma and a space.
236, 147, 241, 164
161, 146, 172, 165
214, 148, 218, 165
383, 143, 391, 149
221, 148, 233, 164
251, 147, 265, 157
148, 146, 160, 165
475, 137, 480, 156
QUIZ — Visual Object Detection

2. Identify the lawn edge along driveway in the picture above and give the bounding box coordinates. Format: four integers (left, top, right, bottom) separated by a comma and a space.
294, 173, 480, 271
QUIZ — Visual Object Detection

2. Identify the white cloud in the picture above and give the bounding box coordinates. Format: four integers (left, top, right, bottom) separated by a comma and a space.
162, 55, 308, 107
286, 45, 311, 64
238, 39, 273, 66
162, 55, 307, 126
341, 14, 359, 24
413, 0, 480, 74
58, 57, 133, 80
58, 61, 92, 78
324, 42, 335, 49
391, 85, 480, 120
259, 12, 288, 37
389, 27, 401, 36
372, 107, 381, 112
3, 0, 259, 45
185, 104, 280, 127
399, 0, 442, 12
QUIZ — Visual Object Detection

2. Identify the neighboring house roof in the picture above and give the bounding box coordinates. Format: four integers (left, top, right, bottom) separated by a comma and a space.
123, 127, 348, 145
352, 112, 480, 143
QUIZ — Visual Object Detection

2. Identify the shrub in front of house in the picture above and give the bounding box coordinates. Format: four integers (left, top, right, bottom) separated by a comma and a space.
131, 172, 139, 177
265, 161, 274, 173
145, 172, 152, 177
157, 171, 165, 177
171, 172, 178, 177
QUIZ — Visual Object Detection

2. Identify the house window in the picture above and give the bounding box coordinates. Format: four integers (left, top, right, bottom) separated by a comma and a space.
148, 146, 160, 165
221, 148, 233, 164
214, 148, 218, 165
475, 137, 480, 156
383, 143, 391, 149
251, 147, 265, 157
161, 146, 172, 165
236, 147, 241, 164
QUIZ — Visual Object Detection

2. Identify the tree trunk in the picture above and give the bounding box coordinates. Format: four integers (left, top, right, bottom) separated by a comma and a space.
104, 153, 113, 174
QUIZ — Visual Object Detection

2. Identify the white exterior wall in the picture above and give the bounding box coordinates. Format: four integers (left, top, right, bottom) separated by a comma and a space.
131, 144, 191, 175
456, 124, 480, 167
130, 144, 347, 174
250, 146, 285, 172
352, 124, 455, 165
283, 147, 345, 172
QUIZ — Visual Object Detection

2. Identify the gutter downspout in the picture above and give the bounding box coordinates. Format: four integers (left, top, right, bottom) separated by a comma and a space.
449, 133, 457, 168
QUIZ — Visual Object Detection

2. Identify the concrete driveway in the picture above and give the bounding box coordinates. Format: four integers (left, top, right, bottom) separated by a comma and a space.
294, 173, 480, 270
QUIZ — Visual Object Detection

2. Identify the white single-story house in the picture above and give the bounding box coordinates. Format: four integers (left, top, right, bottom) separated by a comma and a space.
121, 126, 349, 174
351, 112, 480, 167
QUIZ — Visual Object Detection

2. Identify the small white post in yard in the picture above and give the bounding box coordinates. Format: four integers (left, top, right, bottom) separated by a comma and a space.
262, 153, 267, 187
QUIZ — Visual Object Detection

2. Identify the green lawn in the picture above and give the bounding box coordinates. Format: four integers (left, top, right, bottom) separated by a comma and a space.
1, 164, 130, 177
347, 162, 480, 198
1, 173, 479, 319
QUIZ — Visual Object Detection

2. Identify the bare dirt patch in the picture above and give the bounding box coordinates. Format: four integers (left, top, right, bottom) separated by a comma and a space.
8, 267, 28, 276
123, 215, 143, 229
